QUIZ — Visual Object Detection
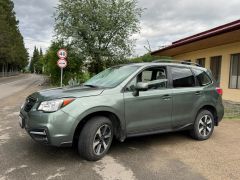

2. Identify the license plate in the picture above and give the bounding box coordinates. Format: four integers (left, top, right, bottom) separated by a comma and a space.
19, 116, 24, 128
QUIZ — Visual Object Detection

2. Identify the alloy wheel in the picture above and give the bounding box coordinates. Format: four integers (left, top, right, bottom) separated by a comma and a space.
198, 115, 213, 136
93, 124, 112, 155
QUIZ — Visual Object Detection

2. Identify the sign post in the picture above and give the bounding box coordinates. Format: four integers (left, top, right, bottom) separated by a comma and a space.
57, 49, 67, 87
57, 59, 67, 87
61, 67, 63, 87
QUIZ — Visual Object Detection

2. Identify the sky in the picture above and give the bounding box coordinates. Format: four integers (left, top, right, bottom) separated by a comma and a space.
12, 0, 240, 57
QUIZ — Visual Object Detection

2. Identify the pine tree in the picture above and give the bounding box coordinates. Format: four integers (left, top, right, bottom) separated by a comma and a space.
29, 46, 39, 73
0, 0, 28, 76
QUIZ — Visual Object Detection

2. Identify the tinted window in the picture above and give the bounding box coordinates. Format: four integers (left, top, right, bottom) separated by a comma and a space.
171, 67, 195, 88
192, 68, 212, 86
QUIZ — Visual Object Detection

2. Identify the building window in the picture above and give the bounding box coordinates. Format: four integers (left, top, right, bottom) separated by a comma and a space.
196, 58, 205, 67
229, 54, 240, 89
210, 56, 222, 86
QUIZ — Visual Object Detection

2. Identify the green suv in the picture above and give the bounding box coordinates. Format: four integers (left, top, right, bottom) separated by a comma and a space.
19, 61, 224, 161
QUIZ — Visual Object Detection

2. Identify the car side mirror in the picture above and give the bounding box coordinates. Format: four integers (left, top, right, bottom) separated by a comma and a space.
136, 82, 148, 91
133, 82, 148, 96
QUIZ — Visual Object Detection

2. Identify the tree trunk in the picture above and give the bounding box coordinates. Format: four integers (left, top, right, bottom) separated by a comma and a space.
1, 64, 4, 77
6, 63, 8, 76
92, 54, 103, 74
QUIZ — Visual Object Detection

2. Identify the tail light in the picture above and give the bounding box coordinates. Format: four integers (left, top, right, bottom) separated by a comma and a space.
216, 87, 223, 95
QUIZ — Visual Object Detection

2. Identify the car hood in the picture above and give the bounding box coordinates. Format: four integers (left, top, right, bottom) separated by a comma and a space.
29, 86, 105, 101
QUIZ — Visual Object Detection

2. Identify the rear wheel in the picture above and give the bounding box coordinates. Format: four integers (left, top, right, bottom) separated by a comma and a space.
78, 116, 113, 161
190, 110, 214, 140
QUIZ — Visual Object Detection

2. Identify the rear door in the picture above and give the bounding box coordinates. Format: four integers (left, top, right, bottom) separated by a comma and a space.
170, 66, 203, 128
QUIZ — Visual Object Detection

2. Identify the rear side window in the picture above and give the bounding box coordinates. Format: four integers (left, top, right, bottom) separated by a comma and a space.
192, 68, 212, 86
171, 67, 195, 88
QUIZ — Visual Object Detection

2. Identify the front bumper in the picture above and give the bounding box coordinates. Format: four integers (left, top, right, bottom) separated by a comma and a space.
19, 108, 76, 147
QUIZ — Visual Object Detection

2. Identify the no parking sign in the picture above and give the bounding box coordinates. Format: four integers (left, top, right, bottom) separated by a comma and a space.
57, 59, 67, 68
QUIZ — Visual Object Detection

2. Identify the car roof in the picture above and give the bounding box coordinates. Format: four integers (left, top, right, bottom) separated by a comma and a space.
120, 61, 207, 71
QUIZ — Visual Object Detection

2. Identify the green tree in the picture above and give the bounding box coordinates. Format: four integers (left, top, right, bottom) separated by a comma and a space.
29, 47, 45, 74
130, 53, 172, 63
54, 0, 143, 74
43, 41, 87, 85
0, 0, 28, 75
35, 47, 44, 73
29, 47, 39, 73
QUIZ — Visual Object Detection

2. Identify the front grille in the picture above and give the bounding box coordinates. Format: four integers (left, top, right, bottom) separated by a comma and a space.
24, 96, 37, 112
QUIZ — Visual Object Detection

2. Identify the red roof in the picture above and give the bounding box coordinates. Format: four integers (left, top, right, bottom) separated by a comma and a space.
151, 19, 240, 55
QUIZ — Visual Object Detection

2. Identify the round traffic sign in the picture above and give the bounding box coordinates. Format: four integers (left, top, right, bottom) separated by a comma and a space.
57, 59, 67, 68
57, 49, 67, 59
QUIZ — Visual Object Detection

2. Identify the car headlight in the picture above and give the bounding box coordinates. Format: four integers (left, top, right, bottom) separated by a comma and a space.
38, 98, 75, 112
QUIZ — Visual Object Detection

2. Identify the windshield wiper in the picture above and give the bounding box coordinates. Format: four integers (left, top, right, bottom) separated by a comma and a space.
84, 84, 98, 88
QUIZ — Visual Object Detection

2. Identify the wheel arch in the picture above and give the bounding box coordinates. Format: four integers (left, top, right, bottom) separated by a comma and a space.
197, 105, 218, 125
73, 110, 125, 146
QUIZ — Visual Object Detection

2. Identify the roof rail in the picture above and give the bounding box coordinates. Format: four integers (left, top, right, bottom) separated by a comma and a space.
152, 59, 200, 67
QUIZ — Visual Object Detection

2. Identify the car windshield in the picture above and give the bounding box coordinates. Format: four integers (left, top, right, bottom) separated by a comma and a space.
84, 65, 139, 88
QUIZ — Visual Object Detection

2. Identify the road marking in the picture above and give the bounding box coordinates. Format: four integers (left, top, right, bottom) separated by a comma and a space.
57, 167, 65, 172
93, 156, 136, 180
0, 133, 10, 145
5, 167, 16, 174
6, 112, 19, 118
0, 127, 12, 132
19, 165, 28, 168
0, 106, 15, 111
0, 133, 10, 140
46, 167, 65, 180
46, 172, 64, 180
0, 175, 6, 180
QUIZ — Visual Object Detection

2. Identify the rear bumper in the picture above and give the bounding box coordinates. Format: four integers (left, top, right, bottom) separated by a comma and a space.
216, 102, 224, 125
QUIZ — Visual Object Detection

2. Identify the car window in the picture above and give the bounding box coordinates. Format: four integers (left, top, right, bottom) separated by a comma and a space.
125, 67, 168, 91
171, 67, 195, 88
192, 68, 212, 86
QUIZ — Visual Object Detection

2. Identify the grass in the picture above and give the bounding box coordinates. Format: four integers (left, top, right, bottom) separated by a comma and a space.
224, 116, 240, 120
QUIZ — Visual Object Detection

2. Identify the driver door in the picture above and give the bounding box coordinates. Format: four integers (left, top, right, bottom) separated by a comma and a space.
123, 66, 172, 134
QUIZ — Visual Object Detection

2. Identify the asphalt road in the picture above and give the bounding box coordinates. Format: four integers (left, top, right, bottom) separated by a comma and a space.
0, 74, 240, 180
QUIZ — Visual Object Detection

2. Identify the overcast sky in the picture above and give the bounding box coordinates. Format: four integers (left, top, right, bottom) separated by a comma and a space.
12, 0, 240, 57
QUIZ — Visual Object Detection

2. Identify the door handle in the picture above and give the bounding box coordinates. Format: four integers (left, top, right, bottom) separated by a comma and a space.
195, 91, 201, 95
162, 94, 171, 100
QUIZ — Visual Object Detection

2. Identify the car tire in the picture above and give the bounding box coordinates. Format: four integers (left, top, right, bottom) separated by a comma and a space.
78, 116, 113, 161
190, 110, 214, 140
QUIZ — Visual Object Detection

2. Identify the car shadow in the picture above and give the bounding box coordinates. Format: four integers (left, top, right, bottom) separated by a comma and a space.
21, 131, 193, 163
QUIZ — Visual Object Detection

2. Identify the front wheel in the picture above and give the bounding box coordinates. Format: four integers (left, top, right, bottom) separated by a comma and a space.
78, 116, 113, 161
190, 110, 214, 140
